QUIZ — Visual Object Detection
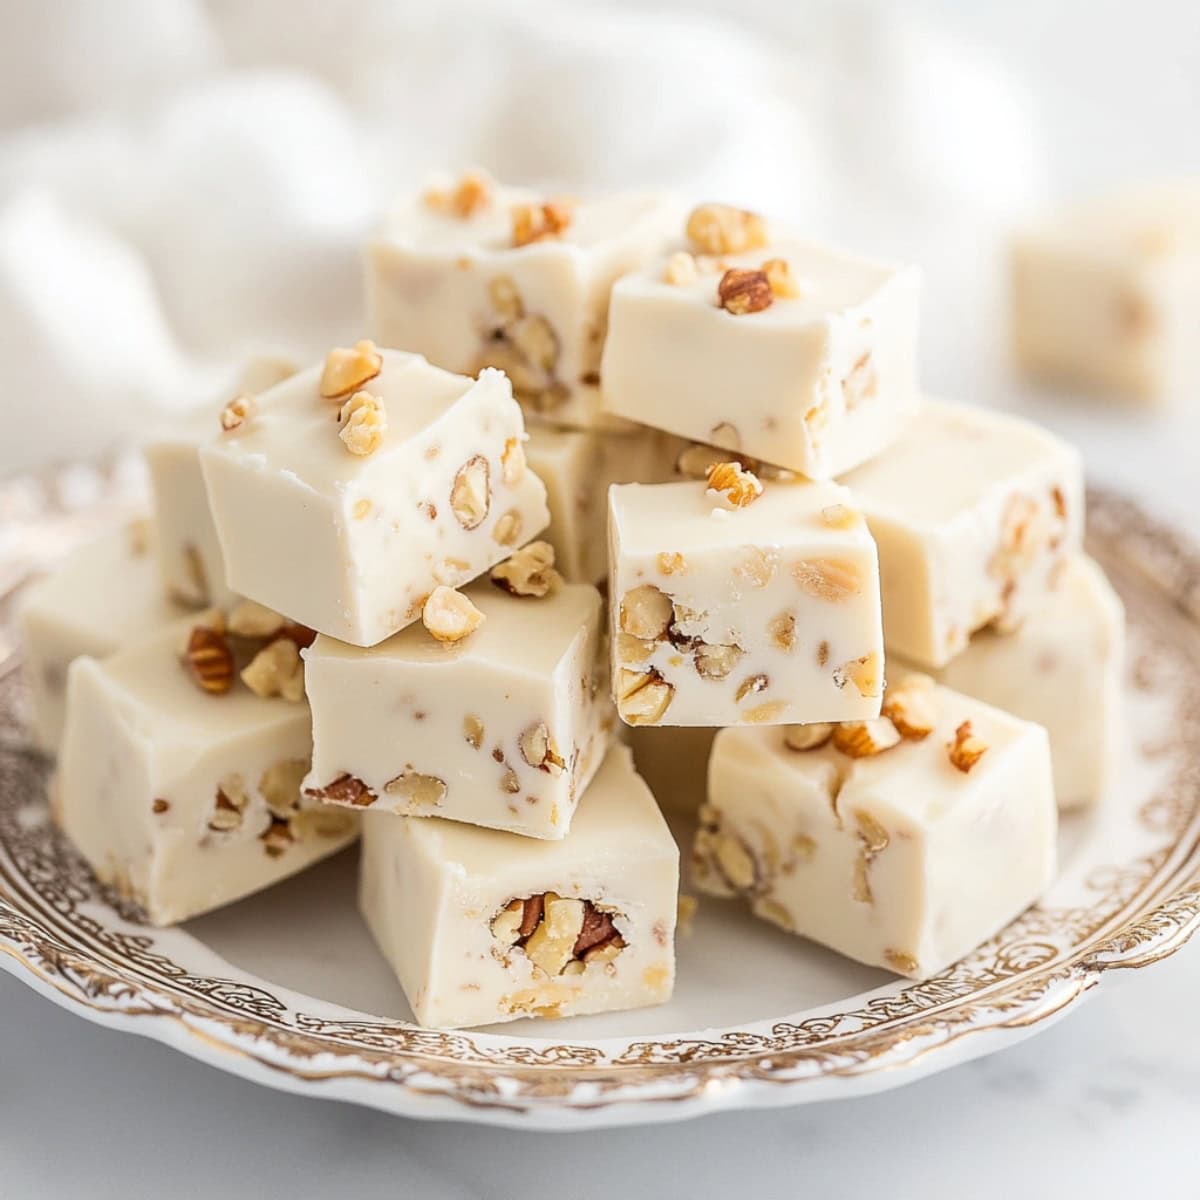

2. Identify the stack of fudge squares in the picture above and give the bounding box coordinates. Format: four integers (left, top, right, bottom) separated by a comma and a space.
19, 170, 1125, 1031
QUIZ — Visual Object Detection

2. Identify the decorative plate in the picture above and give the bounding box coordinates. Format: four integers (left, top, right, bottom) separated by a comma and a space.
1, 461, 1199, 1130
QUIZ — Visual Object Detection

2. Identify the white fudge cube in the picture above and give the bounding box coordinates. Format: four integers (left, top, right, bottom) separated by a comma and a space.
608, 476, 884, 727
360, 745, 678, 1028
914, 555, 1124, 810
1012, 184, 1200, 405
695, 678, 1057, 979
17, 526, 184, 752
144, 356, 297, 609
365, 173, 678, 430
199, 348, 549, 647
57, 612, 358, 926
525, 422, 684, 583
302, 577, 612, 840
600, 210, 921, 478
841, 399, 1084, 669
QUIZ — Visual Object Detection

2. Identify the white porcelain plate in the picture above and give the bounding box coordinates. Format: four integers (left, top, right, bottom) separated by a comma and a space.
2, 463, 1199, 1129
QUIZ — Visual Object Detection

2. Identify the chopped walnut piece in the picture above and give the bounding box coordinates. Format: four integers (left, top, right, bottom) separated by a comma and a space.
512, 200, 573, 247
491, 540, 562, 598
208, 776, 248, 833
714, 833, 759, 892
491, 900, 524, 946
663, 251, 699, 285
744, 700, 788, 723
616, 632, 656, 664
219, 393, 256, 433
524, 895, 586, 976
500, 436, 526, 486
882, 674, 938, 740
885, 949, 920, 975
241, 638, 305, 702
768, 612, 796, 651
491, 509, 522, 547
694, 642, 743, 680
227, 599, 286, 639
783, 723, 834, 751
384, 770, 448, 807
307, 774, 375, 807
499, 766, 521, 794
832, 717, 902, 758
717, 267, 773, 315
519, 721, 566, 775
510, 313, 558, 372
185, 625, 234, 695
449, 455, 490, 529
320, 339, 382, 399
705, 460, 763, 509
657, 551, 687, 575
833, 652, 882, 699
792, 558, 863, 602
948, 720, 988, 773
573, 906, 618, 957
762, 257, 802, 298
820, 503, 860, 530
619, 584, 673, 640
259, 817, 294, 857
735, 673, 769, 703
423, 169, 493, 218
338, 390, 386, 456
463, 714, 485, 749
616, 668, 675, 724
686, 203, 768, 255
843, 353, 877, 409
422, 586, 485, 643
734, 547, 777, 587
259, 758, 308, 818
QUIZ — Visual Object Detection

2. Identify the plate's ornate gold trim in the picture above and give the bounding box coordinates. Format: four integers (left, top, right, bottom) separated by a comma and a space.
2, 466, 1199, 1120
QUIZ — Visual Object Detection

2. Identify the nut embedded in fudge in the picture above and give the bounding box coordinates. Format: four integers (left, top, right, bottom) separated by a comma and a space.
17, 525, 187, 752
608, 473, 885, 727
365, 170, 680, 431
599, 202, 921, 478
694, 674, 1057, 979
840, 398, 1084, 669
198, 345, 550, 647
908, 555, 1124, 810
302, 558, 613, 840
56, 611, 358, 926
358, 744, 678, 1029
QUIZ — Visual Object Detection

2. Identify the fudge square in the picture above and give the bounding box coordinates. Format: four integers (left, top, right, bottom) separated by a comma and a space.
919, 555, 1124, 811
359, 744, 678, 1029
608, 472, 884, 727
600, 202, 921, 478
302, 567, 613, 840
694, 673, 1057, 979
1011, 183, 1200, 405
144, 355, 297, 608
57, 611, 358, 926
199, 345, 549, 647
18, 524, 185, 752
365, 170, 678, 430
841, 398, 1083, 669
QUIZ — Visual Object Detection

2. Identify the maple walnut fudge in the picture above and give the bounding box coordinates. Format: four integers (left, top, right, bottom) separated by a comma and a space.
1012, 184, 1200, 404
914, 555, 1124, 810
695, 676, 1057, 979
57, 612, 357, 925
841, 399, 1083, 669
17, 526, 186, 752
360, 745, 678, 1028
199, 346, 549, 647
365, 171, 679, 430
600, 204, 921, 478
608, 475, 885, 727
302, 570, 612, 839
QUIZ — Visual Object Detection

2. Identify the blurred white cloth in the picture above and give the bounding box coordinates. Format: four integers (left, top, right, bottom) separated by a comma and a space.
0, 0, 1046, 476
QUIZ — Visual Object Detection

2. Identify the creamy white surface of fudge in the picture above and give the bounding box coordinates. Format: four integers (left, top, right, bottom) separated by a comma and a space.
366, 173, 679, 430
17, 525, 185, 751
359, 744, 678, 1029
1012, 183, 1200, 404
608, 475, 885, 727
57, 612, 357, 926
841, 398, 1083, 669
600, 205, 921, 478
695, 677, 1057, 979
913, 555, 1124, 810
303, 576, 612, 839
199, 347, 549, 647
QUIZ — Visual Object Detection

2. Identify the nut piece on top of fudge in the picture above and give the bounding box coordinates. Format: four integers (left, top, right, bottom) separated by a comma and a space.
608, 469, 884, 728
599, 202, 921, 478
365, 169, 679, 430
840, 398, 1084, 669
144, 355, 297, 609
1011, 183, 1200, 405
912, 555, 1124, 810
18, 524, 187, 752
302, 549, 612, 840
695, 673, 1057, 980
57, 610, 357, 926
199, 344, 549, 647
359, 744, 678, 1029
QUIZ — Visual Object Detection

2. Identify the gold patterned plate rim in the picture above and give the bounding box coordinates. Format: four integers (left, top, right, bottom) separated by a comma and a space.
1, 464, 1199, 1129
